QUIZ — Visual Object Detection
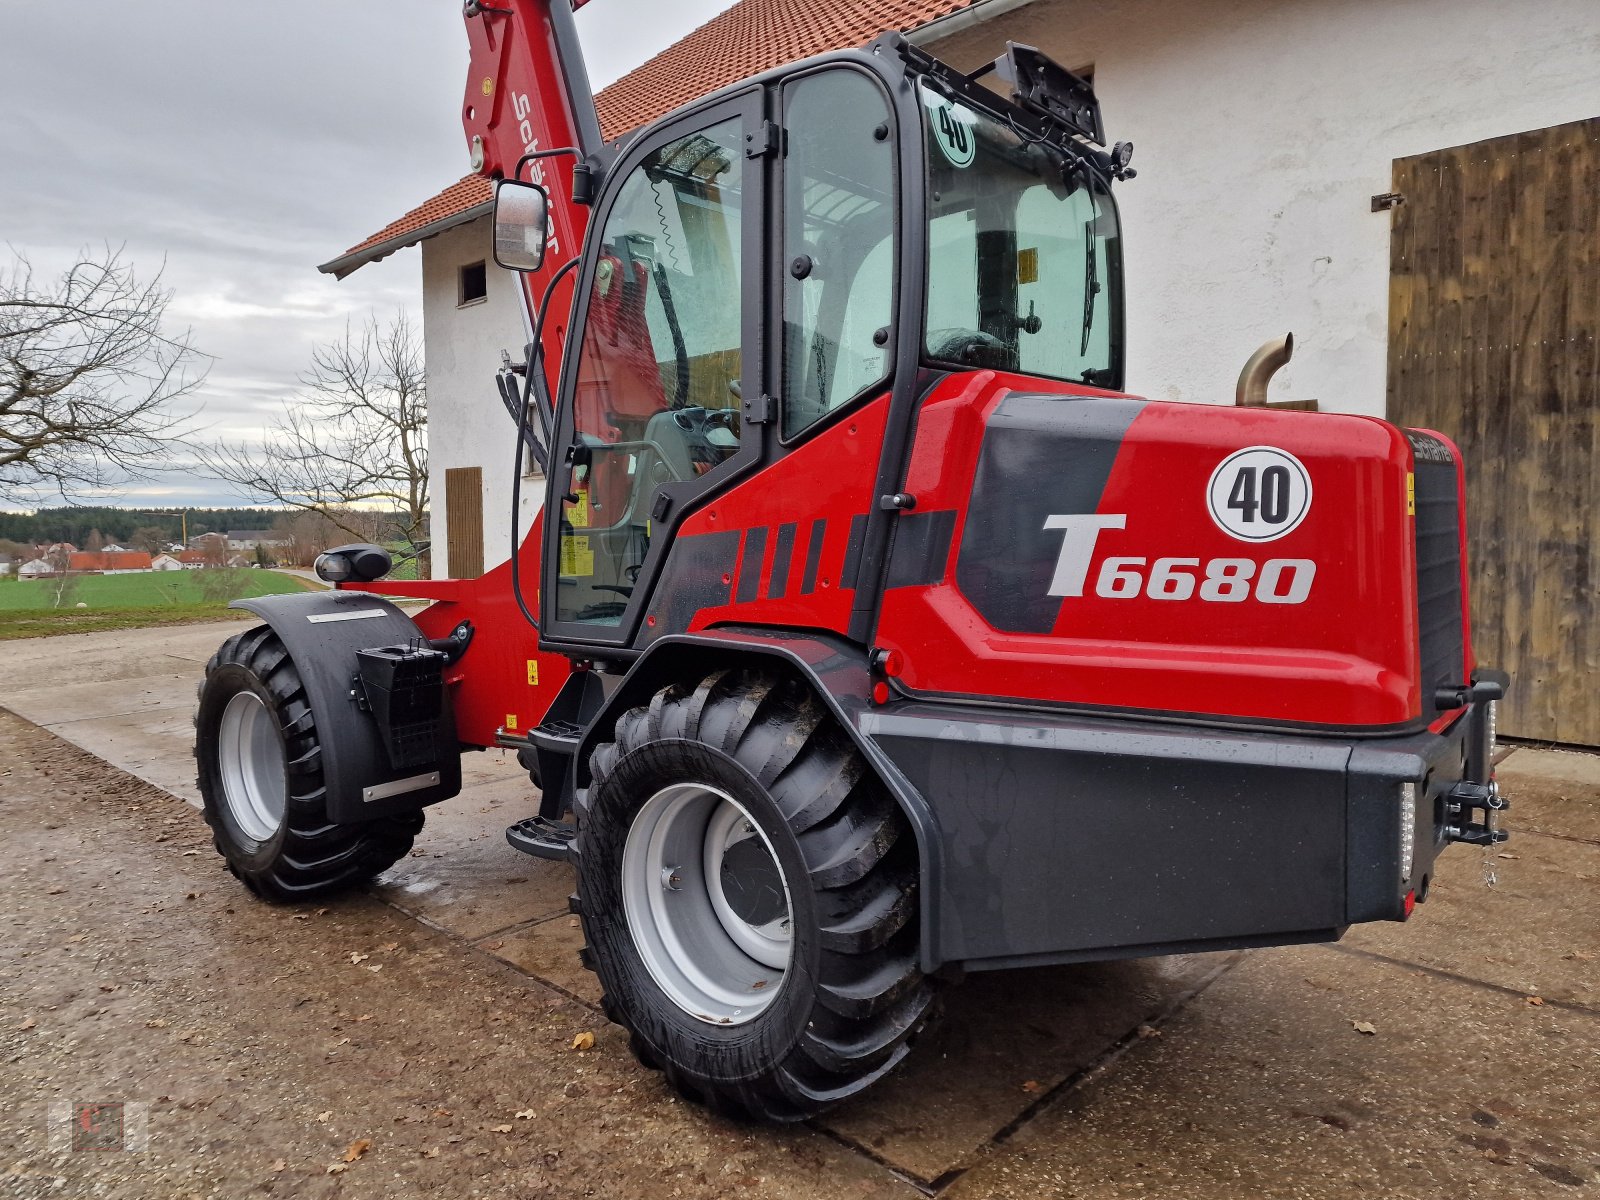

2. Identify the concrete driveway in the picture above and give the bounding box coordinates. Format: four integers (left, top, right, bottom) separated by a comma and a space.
2, 620, 1597, 1196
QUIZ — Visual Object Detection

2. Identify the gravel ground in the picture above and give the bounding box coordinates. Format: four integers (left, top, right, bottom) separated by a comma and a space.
0, 711, 905, 1199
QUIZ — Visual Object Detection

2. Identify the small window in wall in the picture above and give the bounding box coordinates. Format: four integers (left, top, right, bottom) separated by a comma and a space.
458, 260, 488, 306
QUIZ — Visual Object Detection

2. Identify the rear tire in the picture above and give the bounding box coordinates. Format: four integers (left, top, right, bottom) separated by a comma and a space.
575, 670, 932, 1122
195, 624, 423, 902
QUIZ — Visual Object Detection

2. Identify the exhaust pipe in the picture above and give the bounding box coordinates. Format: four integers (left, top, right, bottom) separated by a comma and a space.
1236, 333, 1317, 411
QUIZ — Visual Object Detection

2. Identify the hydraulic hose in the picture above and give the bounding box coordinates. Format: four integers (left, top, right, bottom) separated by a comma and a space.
509, 254, 582, 634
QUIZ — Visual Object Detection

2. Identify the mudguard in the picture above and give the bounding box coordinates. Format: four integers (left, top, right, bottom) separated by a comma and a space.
573, 627, 949, 971
229, 591, 461, 823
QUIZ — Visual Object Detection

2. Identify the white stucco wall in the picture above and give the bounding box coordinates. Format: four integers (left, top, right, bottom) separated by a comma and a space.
420, 215, 540, 578
929, 0, 1600, 414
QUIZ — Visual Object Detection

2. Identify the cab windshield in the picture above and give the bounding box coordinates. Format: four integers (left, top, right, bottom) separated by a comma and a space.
921, 82, 1122, 388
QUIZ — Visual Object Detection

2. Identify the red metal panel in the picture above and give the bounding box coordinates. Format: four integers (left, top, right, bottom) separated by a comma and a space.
875, 372, 1430, 729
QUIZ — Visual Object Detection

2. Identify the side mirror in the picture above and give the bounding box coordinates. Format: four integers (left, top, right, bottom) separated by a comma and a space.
493, 179, 549, 272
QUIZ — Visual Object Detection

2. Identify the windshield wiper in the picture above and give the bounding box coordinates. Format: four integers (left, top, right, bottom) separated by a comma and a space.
1079, 217, 1100, 358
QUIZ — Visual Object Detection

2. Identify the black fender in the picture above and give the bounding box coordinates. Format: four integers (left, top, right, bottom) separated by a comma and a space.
573, 627, 949, 972
228, 590, 461, 823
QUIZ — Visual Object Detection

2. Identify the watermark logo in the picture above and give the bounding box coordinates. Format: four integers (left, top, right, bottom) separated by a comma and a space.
48, 1102, 148, 1153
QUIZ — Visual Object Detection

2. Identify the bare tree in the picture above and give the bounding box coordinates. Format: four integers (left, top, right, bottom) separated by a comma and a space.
0, 247, 204, 502
199, 315, 427, 549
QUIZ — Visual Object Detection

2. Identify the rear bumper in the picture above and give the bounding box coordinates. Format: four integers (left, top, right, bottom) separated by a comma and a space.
860, 697, 1496, 973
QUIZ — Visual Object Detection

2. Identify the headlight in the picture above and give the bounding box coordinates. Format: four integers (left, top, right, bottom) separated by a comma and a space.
1399, 781, 1417, 884
314, 551, 353, 583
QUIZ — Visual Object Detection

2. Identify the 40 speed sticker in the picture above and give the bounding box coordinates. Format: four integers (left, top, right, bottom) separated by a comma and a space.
1206, 446, 1312, 542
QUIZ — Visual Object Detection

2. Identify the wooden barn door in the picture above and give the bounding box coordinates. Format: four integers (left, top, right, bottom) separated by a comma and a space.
1387, 117, 1600, 744
444, 466, 485, 580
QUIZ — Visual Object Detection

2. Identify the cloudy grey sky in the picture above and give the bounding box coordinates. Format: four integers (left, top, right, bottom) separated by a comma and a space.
0, 0, 736, 510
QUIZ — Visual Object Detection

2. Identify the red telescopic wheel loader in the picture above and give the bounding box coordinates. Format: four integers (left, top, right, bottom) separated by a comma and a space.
194, 0, 1508, 1121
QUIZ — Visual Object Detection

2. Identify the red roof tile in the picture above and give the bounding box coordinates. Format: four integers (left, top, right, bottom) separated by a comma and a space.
68, 551, 153, 572
324, 0, 973, 276
596, 0, 969, 138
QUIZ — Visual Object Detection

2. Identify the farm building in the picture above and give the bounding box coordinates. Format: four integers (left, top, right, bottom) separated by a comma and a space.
320, 0, 1600, 743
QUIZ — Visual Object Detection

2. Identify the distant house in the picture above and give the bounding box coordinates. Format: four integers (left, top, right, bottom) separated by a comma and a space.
226, 529, 282, 551
0, 555, 12, 576
151, 554, 183, 572
68, 551, 154, 574
17, 558, 54, 579
175, 550, 210, 569
101, 543, 129, 553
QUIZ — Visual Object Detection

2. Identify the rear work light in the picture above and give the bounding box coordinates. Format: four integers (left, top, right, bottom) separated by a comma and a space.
1399, 781, 1417, 885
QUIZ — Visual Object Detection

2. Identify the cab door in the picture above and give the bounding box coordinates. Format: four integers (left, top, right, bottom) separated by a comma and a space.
542, 91, 764, 647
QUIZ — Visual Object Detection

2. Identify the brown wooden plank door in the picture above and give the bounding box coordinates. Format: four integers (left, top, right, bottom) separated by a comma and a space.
1387, 117, 1600, 744
444, 466, 485, 580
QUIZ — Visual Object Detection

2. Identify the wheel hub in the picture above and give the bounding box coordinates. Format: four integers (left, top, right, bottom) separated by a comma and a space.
217, 690, 288, 844
621, 783, 793, 1025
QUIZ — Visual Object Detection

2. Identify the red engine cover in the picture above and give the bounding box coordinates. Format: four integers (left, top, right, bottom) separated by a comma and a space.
874, 371, 1439, 729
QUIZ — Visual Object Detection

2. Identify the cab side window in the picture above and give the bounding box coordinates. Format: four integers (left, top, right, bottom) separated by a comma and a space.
557, 116, 745, 626
781, 71, 896, 439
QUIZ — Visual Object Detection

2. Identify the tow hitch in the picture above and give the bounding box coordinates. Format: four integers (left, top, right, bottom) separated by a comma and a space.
1443, 780, 1509, 846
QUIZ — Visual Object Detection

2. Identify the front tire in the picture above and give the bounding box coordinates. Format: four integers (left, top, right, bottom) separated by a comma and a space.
575, 671, 932, 1122
195, 624, 423, 902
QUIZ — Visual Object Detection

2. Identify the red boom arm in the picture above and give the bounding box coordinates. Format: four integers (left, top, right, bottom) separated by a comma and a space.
461, 0, 603, 390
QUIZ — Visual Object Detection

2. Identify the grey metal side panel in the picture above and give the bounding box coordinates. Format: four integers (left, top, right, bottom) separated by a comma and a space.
862, 704, 1352, 967
228, 591, 461, 822
954, 393, 1142, 632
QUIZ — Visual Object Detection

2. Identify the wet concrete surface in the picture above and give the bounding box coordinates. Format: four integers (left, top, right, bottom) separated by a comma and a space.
3, 622, 1598, 1197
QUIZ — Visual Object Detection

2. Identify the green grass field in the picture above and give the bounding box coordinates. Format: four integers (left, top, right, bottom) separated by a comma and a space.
0, 569, 316, 639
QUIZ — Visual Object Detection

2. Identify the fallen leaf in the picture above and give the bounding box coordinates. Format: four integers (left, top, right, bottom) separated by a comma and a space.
292, 914, 310, 921
379, 942, 399, 952
514, 1109, 536, 1120
1496, 852, 1519, 860
421, 1147, 440, 1159
349, 953, 369, 964
145, 1019, 168, 1029
1525, 996, 1545, 1007
1020, 1079, 1041, 1093
184, 892, 199, 901
316, 1111, 333, 1124
64, 934, 87, 944
1352, 1021, 1378, 1035
571, 1031, 595, 1052
326, 1163, 349, 1176
271, 1159, 287, 1172
1136, 1024, 1162, 1040
366, 965, 383, 973
432, 1108, 452, 1118
316, 907, 329, 915
486, 941, 505, 951
342, 1139, 371, 1163
18, 1016, 36, 1031
1562, 950, 1594, 962
490, 1124, 513, 1133
355, 1014, 374, 1022
182, 850, 200, 857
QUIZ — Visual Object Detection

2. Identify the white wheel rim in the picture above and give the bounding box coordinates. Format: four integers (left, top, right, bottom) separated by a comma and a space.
621, 783, 793, 1025
217, 690, 288, 844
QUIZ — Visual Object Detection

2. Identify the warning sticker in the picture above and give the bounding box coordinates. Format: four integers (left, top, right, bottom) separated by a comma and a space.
924, 92, 976, 168
569, 488, 591, 528
527, 660, 539, 687
560, 534, 594, 576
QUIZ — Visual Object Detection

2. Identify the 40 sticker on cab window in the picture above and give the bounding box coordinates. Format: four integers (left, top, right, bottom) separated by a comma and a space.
923, 91, 977, 168
1206, 446, 1313, 542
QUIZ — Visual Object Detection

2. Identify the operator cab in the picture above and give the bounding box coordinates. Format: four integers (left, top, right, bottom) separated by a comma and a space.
493, 36, 1130, 648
